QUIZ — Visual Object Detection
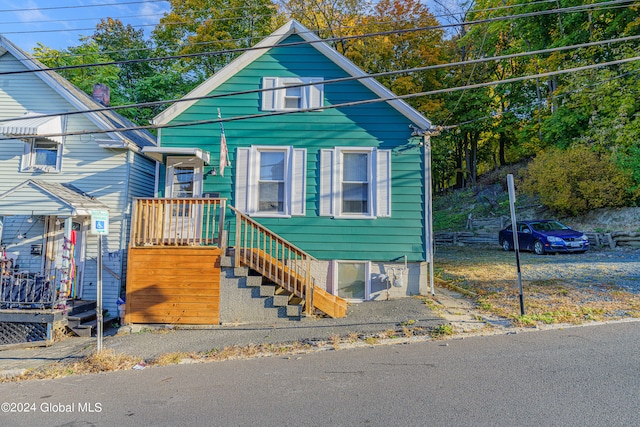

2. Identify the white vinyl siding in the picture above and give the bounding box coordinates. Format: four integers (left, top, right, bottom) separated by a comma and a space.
0, 51, 157, 317
319, 147, 391, 219
235, 146, 306, 217
261, 77, 324, 111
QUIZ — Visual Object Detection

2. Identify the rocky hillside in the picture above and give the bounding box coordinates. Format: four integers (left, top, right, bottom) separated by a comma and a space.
433, 181, 640, 234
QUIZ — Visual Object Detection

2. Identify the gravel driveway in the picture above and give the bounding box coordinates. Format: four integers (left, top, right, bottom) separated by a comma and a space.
435, 245, 640, 294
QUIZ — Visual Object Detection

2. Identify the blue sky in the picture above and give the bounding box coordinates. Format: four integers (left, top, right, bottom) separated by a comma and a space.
0, 0, 169, 52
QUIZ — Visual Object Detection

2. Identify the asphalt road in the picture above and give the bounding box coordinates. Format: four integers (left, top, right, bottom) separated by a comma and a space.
1, 321, 639, 427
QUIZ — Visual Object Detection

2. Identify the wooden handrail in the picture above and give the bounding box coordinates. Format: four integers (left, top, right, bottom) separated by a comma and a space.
130, 198, 226, 248
230, 206, 316, 315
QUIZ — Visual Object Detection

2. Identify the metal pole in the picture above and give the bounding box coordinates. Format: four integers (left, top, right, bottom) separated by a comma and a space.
424, 134, 435, 296
507, 174, 525, 316
96, 234, 103, 352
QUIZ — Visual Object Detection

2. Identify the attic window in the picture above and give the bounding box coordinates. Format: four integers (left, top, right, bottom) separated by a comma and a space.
261, 77, 324, 111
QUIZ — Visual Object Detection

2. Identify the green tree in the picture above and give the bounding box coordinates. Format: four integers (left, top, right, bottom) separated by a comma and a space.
521, 146, 633, 215
33, 42, 120, 100
152, 0, 279, 80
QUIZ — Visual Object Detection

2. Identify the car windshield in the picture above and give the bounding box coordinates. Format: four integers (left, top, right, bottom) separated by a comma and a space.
530, 221, 569, 232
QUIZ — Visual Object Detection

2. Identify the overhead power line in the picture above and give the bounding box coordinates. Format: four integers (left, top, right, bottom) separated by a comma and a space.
1, 0, 636, 77
7, 0, 566, 61
1, 54, 638, 141
1, 33, 637, 125
0, 0, 168, 14
0, 0, 558, 40
1, 33, 636, 124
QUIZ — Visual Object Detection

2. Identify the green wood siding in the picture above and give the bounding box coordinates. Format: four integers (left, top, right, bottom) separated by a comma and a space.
159, 35, 426, 262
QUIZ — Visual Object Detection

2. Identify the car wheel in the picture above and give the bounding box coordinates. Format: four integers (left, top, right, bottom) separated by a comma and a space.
534, 240, 545, 255
501, 239, 512, 251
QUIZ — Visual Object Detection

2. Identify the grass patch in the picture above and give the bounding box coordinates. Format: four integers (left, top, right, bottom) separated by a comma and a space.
8, 350, 140, 382
430, 324, 455, 338
364, 336, 380, 345
437, 246, 640, 326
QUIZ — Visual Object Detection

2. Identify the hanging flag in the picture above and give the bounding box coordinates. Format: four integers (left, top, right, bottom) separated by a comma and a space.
218, 109, 231, 177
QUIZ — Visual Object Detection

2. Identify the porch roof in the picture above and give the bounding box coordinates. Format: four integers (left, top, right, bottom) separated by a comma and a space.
0, 113, 64, 143
141, 146, 211, 164
0, 180, 108, 216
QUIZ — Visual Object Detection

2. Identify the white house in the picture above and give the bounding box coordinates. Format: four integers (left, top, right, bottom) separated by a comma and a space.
0, 35, 157, 322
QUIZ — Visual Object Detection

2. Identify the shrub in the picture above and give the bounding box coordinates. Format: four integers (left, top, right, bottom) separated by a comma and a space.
521, 146, 632, 215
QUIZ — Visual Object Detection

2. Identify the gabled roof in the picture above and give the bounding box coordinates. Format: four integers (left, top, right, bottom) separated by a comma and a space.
153, 20, 432, 130
0, 180, 109, 216
0, 36, 156, 149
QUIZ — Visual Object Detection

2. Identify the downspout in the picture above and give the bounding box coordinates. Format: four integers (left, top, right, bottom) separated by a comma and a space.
154, 161, 160, 197
119, 150, 133, 298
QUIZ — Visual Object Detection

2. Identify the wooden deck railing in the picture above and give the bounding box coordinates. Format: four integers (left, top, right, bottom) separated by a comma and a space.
230, 206, 316, 315
130, 198, 226, 247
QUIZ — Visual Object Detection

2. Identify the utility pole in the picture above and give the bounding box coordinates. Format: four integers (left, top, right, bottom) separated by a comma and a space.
414, 125, 441, 297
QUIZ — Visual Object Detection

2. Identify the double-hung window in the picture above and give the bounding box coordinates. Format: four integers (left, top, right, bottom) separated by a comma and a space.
320, 147, 391, 219
342, 152, 370, 214
258, 150, 286, 213
235, 146, 306, 217
21, 138, 63, 172
261, 77, 324, 111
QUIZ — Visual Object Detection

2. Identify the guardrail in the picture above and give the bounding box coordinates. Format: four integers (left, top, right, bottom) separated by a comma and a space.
0, 270, 61, 309
130, 198, 227, 247
230, 206, 315, 314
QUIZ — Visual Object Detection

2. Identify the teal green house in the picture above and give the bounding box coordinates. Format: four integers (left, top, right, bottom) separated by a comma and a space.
149, 20, 434, 305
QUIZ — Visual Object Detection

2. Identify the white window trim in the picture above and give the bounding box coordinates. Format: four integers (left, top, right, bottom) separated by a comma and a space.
254, 147, 290, 216
165, 156, 204, 197
320, 147, 391, 219
338, 147, 374, 218
330, 260, 371, 302
236, 146, 306, 218
261, 77, 324, 112
20, 138, 63, 173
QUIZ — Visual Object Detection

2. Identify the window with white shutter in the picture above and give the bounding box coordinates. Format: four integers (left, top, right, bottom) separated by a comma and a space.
319, 147, 391, 219
261, 77, 324, 111
235, 146, 306, 217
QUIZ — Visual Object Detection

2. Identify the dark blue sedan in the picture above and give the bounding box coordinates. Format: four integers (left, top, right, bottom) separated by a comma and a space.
498, 220, 590, 255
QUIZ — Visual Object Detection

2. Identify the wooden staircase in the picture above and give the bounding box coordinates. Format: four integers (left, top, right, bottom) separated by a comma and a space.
231, 207, 346, 318
66, 300, 113, 337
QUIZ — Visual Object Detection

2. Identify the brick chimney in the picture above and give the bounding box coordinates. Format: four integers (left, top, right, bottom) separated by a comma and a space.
92, 83, 110, 106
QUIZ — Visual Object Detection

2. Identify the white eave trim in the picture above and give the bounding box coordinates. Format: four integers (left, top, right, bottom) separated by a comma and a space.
141, 146, 211, 165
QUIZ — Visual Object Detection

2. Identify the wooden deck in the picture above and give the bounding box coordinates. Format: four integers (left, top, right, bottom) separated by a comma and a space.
125, 247, 221, 324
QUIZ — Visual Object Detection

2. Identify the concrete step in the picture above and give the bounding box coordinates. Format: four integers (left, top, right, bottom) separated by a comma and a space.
286, 305, 302, 317
245, 275, 263, 287
259, 284, 276, 297
220, 256, 234, 268
273, 289, 292, 307
233, 266, 249, 277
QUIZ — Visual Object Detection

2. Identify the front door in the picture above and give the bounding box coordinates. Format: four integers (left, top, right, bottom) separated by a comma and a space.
164, 157, 204, 242
71, 219, 87, 299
